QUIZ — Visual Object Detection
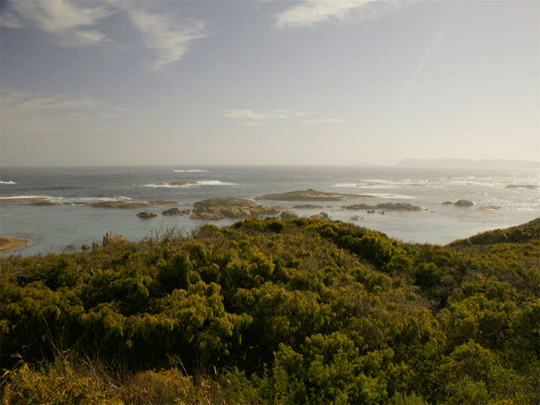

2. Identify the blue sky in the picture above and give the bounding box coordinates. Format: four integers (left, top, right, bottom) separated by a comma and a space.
1, 0, 538, 167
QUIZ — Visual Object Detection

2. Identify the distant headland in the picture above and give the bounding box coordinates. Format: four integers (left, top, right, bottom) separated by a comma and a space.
397, 158, 540, 169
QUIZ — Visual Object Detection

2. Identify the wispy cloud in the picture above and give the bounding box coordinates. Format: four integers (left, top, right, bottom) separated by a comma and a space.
223, 108, 342, 126
223, 109, 290, 120
1, 89, 137, 139
305, 118, 346, 124
0, 11, 23, 29
8, 0, 113, 46
125, 6, 208, 71
3, 0, 207, 70
275, 0, 415, 29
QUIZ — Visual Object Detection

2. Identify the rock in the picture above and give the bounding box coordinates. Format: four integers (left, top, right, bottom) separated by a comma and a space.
279, 210, 298, 220
81, 243, 90, 251
367, 209, 376, 214
293, 204, 325, 209
102, 233, 128, 247
343, 202, 424, 211
255, 189, 376, 202
149, 200, 179, 206
350, 215, 362, 221
442, 201, 454, 206
190, 197, 281, 220
162, 207, 190, 216
87, 201, 152, 209
455, 199, 474, 207
311, 212, 329, 220
137, 211, 158, 219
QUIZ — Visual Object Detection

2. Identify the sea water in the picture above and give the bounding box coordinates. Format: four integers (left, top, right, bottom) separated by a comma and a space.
1, 166, 538, 256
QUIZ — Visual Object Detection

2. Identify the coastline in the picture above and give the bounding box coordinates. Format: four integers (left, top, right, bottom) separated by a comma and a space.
0, 236, 31, 252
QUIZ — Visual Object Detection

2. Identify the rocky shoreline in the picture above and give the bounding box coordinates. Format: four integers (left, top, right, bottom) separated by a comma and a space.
0, 236, 30, 252
2, 190, 504, 224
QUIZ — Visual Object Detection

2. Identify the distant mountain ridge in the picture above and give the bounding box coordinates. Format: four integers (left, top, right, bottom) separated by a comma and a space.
397, 158, 540, 169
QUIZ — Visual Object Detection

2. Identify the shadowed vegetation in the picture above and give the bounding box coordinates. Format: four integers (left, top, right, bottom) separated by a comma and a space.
1, 218, 539, 404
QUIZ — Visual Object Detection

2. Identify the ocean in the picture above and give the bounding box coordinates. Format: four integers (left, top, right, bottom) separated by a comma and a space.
1, 165, 538, 256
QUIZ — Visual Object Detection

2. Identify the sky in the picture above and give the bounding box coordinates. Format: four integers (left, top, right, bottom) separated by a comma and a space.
0, 0, 538, 167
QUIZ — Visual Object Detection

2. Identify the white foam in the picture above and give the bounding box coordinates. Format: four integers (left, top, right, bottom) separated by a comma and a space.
197, 180, 236, 186
0, 181, 16, 185
370, 193, 417, 199
0, 195, 60, 200
173, 169, 209, 173
67, 196, 132, 203
140, 180, 235, 188
334, 180, 426, 189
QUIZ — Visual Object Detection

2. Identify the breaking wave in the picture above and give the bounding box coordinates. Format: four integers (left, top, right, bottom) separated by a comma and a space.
140, 180, 235, 188
0, 181, 16, 185
173, 169, 209, 173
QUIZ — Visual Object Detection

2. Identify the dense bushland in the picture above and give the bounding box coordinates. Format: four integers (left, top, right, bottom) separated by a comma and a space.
1, 218, 539, 404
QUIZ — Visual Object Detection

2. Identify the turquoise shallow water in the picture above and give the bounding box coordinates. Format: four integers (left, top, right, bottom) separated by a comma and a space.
1, 165, 538, 255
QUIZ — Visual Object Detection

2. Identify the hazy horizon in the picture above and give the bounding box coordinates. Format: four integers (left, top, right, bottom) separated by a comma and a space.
1, 0, 538, 167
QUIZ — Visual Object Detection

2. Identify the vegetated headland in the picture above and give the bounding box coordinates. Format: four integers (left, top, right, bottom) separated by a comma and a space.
1, 217, 539, 404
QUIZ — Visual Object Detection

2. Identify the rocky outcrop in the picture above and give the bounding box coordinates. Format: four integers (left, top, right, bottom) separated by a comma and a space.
1, 197, 179, 209
279, 210, 298, 220
442, 200, 474, 207
86, 200, 178, 209
342, 202, 424, 211
293, 204, 325, 209
311, 212, 330, 220
102, 233, 128, 247
137, 211, 158, 219
350, 215, 362, 221
162, 207, 191, 216
255, 189, 376, 202
454, 200, 474, 207
190, 197, 282, 220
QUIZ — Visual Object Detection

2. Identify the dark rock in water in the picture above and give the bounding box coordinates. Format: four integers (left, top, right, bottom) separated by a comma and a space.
102, 233, 128, 247
442, 201, 454, 206
311, 212, 330, 220
149, 200, 179, 206
367, 210, 376, 214
350, 215, 362, 221
137, 211, 158, 219
455, 200, 474, 207
293, 204, 325, 209
190, 197, 281, 220
279, 210, 298, 220
162, 207, 190, 216
343, 202, 424, 211
81, 243, 90, 251
255, 189, 376, 202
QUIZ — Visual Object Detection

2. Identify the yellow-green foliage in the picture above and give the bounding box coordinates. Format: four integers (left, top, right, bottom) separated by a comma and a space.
1, 217, 539, 404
